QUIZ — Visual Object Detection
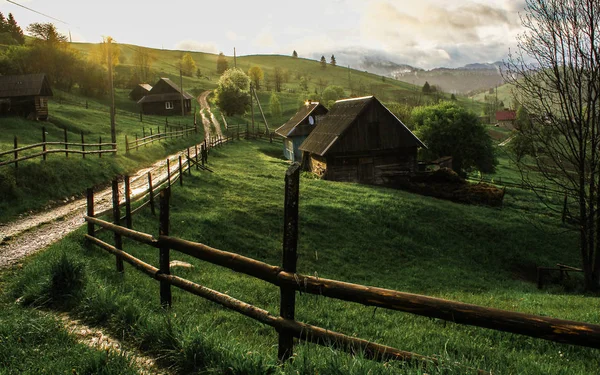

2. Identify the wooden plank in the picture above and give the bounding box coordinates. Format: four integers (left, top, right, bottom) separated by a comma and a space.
125, 175, 132, 229
85, 216, 157, 245
86, 188, 94, 238
159, 188, 172, 307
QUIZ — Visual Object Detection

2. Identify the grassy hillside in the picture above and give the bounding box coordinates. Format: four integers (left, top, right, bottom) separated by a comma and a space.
7, 140, 596, 375
471, 83, 516, 109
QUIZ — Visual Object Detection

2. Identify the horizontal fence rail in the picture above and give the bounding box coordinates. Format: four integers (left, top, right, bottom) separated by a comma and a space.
83, 162, 600, 374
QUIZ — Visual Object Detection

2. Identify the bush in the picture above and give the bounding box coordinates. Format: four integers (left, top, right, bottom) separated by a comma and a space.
47, 252, 87, 304
0, 171, 18, 200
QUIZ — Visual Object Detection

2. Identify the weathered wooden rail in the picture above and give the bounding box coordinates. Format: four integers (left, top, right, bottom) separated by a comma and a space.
0, 127, 116, 168
84, 162, 600, 374
126, 124, 199, 152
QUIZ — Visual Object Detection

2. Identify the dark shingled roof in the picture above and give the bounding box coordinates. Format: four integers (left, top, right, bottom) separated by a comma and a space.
299, 96, 425, 156
275, 102, 328, 137
0, 74, 53, 98
137, 92, 194, 104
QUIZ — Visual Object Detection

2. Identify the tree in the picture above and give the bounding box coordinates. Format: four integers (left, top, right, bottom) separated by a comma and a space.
26, 23, 68, 45
422, 81, 431, 94
248, 66, 264, 90
320, 55, 326, 69
321, 85, 345, 108
509, 105, 534, 163
133, 47, 156, 82
216, 52, 228, 74
273, 67, 284, 92
330, 54, 336, 67
450, 93, 457, 101
196, 68, 202, 79
412, 101, 497, 174
503, 0, 600, 290
179, 52, 196, 77
269, 92, 281, 118
299, 76, 309, 92
90, 37, 121, 68
6, 13, 24, 45
214, 68, 251, 116
292, 50, 298, 58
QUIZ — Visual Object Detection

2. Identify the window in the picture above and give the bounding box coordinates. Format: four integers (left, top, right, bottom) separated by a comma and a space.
165, 101, 174, 110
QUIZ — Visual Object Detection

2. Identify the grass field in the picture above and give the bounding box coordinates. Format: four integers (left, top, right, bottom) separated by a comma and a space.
5, 139, 597, 375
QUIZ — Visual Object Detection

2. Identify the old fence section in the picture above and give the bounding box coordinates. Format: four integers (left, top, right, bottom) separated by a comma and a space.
84, 163, 600, 374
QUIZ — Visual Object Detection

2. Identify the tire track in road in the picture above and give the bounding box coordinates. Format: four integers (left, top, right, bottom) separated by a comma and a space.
197, 90, 223, 140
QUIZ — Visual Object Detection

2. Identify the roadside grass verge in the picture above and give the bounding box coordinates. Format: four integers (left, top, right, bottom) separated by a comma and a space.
6, 140, 598, 374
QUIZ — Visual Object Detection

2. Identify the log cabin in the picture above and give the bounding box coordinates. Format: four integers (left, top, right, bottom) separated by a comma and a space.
0, 73, 53, 120
274, 101, 328, 162
129, 83, 153, 101
137, 78, 193, 116
299, 96, 426, 185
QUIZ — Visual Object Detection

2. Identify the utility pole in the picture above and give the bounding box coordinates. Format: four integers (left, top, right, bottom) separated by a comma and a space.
250, 83, 255, 133
180, 69, 185, 117
108, 37, 116, 150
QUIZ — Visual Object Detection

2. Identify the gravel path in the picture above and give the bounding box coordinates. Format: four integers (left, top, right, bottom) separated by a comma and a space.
198, 91, 223, 139
0, 147, 198, 269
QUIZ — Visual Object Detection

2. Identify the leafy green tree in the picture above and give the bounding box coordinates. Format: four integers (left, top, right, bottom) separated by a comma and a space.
273, 67, 284, 92
269, 92, 281, 118
510, 105, 534, 163
412, 101, 497, 174
179, 53, 196, 77
450, 93, 457, 101
292, 50, 298, 58
422, 81, 431, 94
320, 55, 326, 69
215, 68, 251, 116
321, 85, 345, 108
330, 54, 336, 66
133, 46, 156, 82
196, 68, 202, 79
299, 76, 309, 92
26, 23, 68, 45
216, 52, 228, 74
247, 66, 264, 90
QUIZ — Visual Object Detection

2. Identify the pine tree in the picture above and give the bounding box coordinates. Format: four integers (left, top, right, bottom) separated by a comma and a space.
0, 13, 7, 33
330, 54, 336, 67
320, 56, 326, 69
7, 13, 24, 45
292, 50, 298, 58
422, 81, 431, 94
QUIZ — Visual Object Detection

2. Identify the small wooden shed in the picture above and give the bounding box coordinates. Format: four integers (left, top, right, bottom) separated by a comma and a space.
495, 110, 516, 128
0, 73, 53, 120
299, 96, 425, 185
129, 83, 153, 101
137, 78, 193, 116
274, 101, 328, 162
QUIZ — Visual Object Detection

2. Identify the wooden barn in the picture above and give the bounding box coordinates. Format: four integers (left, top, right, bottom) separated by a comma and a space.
299, 96, 426, 185
495, 110, 517, 128
274, 101, 328, 162
129, 83, 153, 101
0, 73, 53, 120
137, 78, 193, 116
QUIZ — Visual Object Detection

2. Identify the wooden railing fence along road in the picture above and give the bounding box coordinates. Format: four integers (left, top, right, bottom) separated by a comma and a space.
84, 162, 600, 374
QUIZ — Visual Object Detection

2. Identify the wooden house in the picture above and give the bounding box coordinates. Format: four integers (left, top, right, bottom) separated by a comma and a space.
129, 83, 153, 101
274, 101, 328, 162
0, 74, 53, 120
299, 96, 426, 185
495, 110, 516, 128
137, 78, 193, 116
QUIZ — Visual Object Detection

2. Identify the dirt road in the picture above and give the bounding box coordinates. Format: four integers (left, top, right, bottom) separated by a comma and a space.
0, 147, 198, 269
198, 91, 223, 140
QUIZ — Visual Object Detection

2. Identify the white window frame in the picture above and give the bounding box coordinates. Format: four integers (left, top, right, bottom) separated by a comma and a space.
165, 101, 174, 110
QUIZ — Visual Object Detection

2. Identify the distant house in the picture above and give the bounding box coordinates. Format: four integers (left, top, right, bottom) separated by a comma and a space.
299, 96, 426, 185
137, 78, 193, 116
496, 110, 516, 128
275, 101, 328, 162
0, 73, 53, 120
129, 83, 153, 101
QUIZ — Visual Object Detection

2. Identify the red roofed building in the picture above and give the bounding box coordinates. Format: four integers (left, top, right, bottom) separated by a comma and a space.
495, 110, 516, 128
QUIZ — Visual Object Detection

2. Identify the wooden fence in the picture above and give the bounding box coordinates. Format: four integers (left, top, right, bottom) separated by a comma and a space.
0, 127, 116, 169
126, 124, 199, 152
83, 163, 600, 374
226, 123, 284, 144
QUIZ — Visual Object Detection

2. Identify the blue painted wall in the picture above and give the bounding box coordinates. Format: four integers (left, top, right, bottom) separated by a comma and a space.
283, 136, 308, 162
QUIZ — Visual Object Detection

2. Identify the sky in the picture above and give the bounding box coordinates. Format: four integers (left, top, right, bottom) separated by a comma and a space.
2, 0, 527, 69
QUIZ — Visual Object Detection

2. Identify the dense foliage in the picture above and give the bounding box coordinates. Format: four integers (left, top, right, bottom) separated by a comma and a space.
214, 68, 251, 116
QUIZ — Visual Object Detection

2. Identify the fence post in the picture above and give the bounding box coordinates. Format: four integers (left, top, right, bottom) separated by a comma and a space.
42, 127, 47, 161
99, 136, 102, 158
85, 100, 88, 109
277, 162, 301, 362
112, 179, 124, 273
167, 159, 171, 186
201, 145, 206, 167
125, 175, 132, 229
237, 126, 240, 140
13, 136, 18, 172
64, 129, 68, 158
143, 127, 146, 140
125, 135, 129, 154
270, 132, 273, 143
195, 144, 199, 170
179, 155, 183, 186
148, 172, 156, 215
187, 148, 192, 175
158, 127, 161, 142
135, 134, 138, 150
140, 112, 143, 122
86, 188, 94, 238
150, 128, 153, 140
159, 188, 172, 308
81, 132, 85, 159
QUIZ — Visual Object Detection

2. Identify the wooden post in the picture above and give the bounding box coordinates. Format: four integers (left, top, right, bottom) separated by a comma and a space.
246, 122, 249, 139
64, 129, 68, 158
278, 163, 301, 362
125, 175, 132, 229
135, 134, 138, 150
159, 188, 172, 308
99, 136, 102, 158
158, 127, 160, 142
125, 135, 129, 153
86, 188, 94, 238
167, 159, 171, 186
187, 148, 192, 175
270, 132, 273, 143
13, 136, 18, 172
112, 179, 124, 273
42, 127, 47, 161
179, 155, 183, 186
148, 172, 156, 215
201, 145, 206, 167
195, 144, 199, 170
81, 132, 85, 159
143, 127, 146, 139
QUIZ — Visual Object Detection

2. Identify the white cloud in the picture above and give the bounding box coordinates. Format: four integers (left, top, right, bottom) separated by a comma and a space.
175, 40, 218, 53
253, 28, 276, 49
